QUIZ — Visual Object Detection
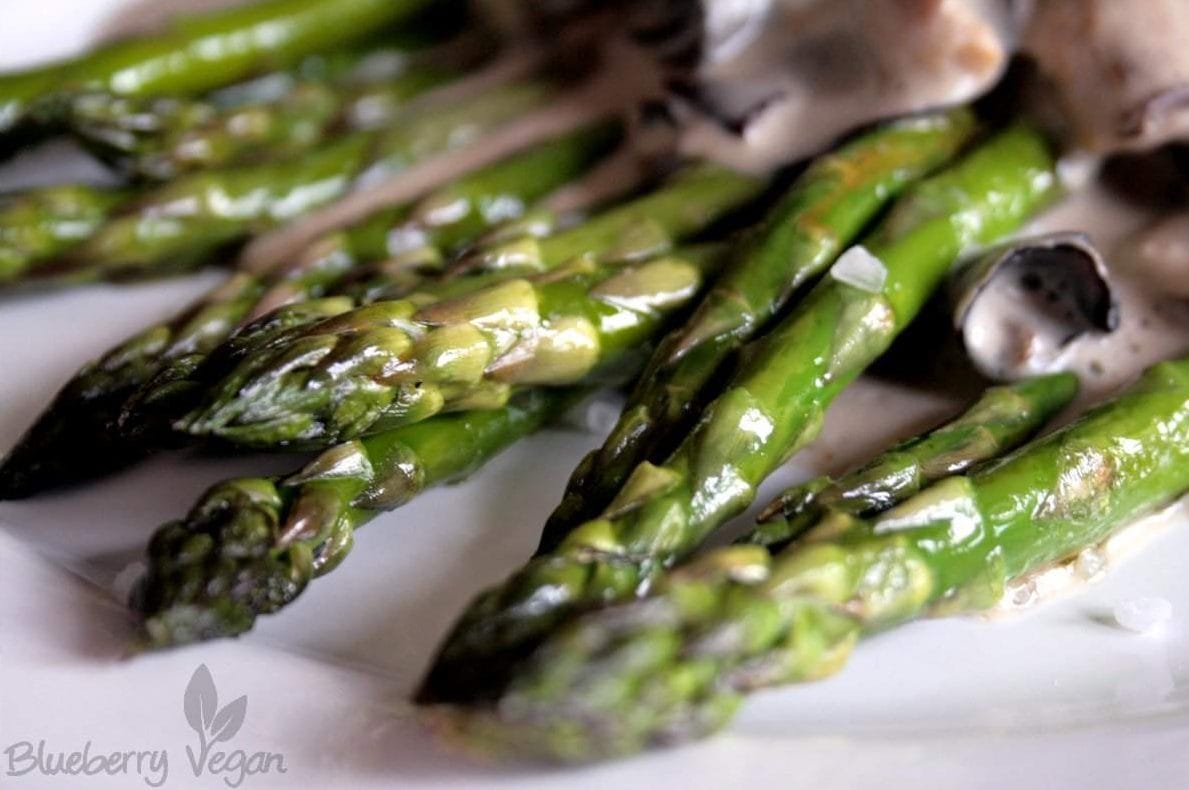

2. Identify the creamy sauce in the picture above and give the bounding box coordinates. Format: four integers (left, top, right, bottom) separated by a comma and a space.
990, 497, 1189, 617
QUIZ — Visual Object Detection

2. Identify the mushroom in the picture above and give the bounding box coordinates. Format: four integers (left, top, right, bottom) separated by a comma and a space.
951, 232, 1120, 381
1024, 0, 1189, 153
645, 0, 1013, 171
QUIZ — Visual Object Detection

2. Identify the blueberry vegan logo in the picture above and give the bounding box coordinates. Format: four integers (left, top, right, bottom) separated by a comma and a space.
3, 664, 287, 787
183, 664, 287, 786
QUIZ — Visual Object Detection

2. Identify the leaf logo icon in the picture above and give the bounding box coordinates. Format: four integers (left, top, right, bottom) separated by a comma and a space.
184, 664, 218, 735
184, 664, 248, 743
210, 695, 248, 743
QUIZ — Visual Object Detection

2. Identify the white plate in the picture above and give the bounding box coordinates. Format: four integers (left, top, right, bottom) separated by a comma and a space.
3, 3, 1189, 788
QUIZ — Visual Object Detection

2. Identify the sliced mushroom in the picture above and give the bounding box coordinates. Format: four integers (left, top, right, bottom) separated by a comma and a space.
951, 233, 1120, 381
1025, 0, 1189, 153
651, 0, 1012, 171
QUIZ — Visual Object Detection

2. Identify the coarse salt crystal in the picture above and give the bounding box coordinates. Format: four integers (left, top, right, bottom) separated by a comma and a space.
1008, 578, 1038, 608
830, 245, 887, 293
1074, 547, 1107, 581
1113, 597, 1172, 634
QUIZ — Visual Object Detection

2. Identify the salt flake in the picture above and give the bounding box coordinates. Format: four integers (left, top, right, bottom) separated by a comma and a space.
1113, 597, 1172, 634
830, 245, 887, 293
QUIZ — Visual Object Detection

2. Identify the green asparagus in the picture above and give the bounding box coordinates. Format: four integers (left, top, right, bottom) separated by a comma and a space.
179, 246, 727, 448
133, 387, 586, 650
441, 164, 760, 280
0, 66, 456, 279
68, 63, 457, 181
0, 124, 619, 499
3, 80, 556, 287
0, 0, 438, 137
0, 185, 128, 281
747, 373, 1079, 548
338, 204, 561, 305
436, 357, 1189, 761
417, 124, 1059, 705
121, 122, 624, 432
537, 109, 981, 551
150, 163, 764, 448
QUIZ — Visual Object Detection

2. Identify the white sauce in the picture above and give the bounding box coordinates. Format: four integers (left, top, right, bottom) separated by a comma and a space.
991, 498, 1188, 617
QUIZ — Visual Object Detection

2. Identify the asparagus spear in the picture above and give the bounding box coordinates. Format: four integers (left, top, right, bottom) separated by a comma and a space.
3, 81, 556, 287
179, 246, 727, 448
438, 163, 763, 279
0, 185, 128, 281
439, 357, 1189, 762
132, 387, 586, 650
122, 123, 624, 431
0, 0, 438, 137
339, 205, 561, 305
417, 124, 1059, 704
0, 124, 619, 499
747, 373, 1079, 548
536, 109, 981, 551
68, 63, 457, 181
347, 161, 762, 305
0, 67, 456, 279
148, 163, 763, 447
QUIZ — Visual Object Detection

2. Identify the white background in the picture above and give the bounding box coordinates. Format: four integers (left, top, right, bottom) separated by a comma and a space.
2, 2, 1188, 788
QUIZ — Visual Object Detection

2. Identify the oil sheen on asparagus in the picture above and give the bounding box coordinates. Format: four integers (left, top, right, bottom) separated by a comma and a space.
0, 124, 621, 499
417, 124, 1059, 705
436, 357, 1189, 762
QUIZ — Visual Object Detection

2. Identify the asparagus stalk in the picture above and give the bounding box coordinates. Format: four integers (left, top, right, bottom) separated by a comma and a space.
346, 161, 763, 306
121, 123, 624, 430
0, 124, 619, 499
0, 0, 438, 137
0, 185, 128, 281
442, 164, 760, 280
439, 357, 1189, 762
178, 246, 727, 448
747, 373, 1079, 548
537, 109, 981, 551
3, 80, 556, 288
133, 387, 586, 650
417, 124, 1059, 705
143, 163, 763, 448
340, 206, 562, 305
68, 63, 458, 181
0, 66, 455, 279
